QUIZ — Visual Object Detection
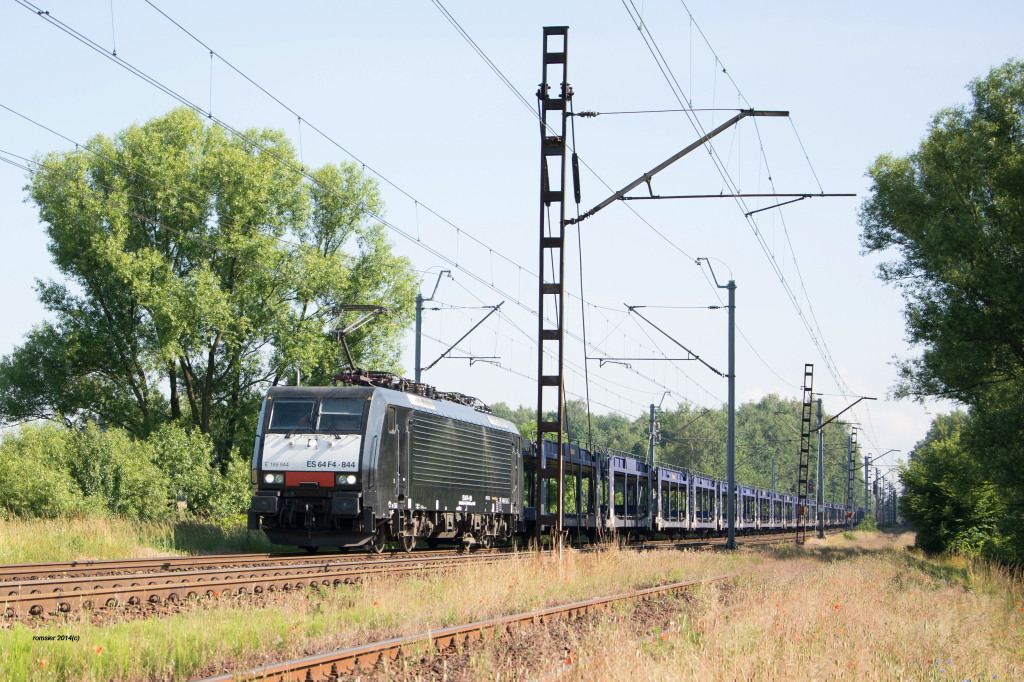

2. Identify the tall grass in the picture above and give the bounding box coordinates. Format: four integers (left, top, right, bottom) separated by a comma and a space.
0, 516, 289, 564
2, 531, 1021, 681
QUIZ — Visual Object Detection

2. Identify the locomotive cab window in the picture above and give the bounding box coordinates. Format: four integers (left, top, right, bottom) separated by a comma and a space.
268, 400, 316, 430
317, 398, 364, 432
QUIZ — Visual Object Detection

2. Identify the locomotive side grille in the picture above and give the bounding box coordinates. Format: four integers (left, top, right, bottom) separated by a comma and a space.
410, 414, 514, 491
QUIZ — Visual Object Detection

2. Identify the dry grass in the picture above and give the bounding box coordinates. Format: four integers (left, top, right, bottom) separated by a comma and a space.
2, 531, 1021, 680
575, 532, 1024, 681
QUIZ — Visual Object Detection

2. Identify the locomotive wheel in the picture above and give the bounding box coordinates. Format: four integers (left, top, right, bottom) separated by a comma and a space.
399, 535, 417, 553
368, 530, 387, 554
302, 546, 318, 554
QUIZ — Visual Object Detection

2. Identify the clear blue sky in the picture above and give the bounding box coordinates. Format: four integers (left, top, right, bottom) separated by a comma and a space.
2, 1, 1021, 472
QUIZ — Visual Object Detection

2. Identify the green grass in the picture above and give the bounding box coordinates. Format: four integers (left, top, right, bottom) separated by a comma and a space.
0, 516, 290, 564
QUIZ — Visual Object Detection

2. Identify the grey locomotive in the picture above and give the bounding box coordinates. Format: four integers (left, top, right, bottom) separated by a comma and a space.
247, 378, 522, 552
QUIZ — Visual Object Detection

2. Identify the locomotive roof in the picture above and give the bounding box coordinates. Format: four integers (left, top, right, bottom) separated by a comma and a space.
265, 385, 519, 435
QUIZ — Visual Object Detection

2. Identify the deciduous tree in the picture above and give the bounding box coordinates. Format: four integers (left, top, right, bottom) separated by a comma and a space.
0, 108, 415, 457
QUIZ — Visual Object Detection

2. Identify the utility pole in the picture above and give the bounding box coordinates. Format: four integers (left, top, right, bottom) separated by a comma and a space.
696, 259, 736, 550
771, 457, 776, 493
816, 397, 826, 539
725, 278, 736, 549
874, 467, 881, 523
864, 455, 870, 516
647, 403, 656, 528
795, 365, 815, 544
534, 26, 571, 547
845, 429, 856, 527
414, 270, 450, 383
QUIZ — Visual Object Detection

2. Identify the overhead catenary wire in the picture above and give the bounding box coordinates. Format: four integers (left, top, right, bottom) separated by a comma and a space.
620, 0, 884, 452
9, 2, 862, 436
140, 0, 781, 414
133, 1, 717, 410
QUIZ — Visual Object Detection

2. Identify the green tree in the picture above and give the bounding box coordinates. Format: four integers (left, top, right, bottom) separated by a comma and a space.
859, 59, 1024, 404
859, 59, 1024, 560
899, 412, 1006, 555
0, 108, 416, 457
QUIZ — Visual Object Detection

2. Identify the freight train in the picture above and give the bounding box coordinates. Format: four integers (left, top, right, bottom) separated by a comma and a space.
247, 371, 861, 551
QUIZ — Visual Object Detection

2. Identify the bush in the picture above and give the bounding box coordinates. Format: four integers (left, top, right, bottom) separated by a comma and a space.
70, 424, 173, 520
0, 423, 93, 518
855, 514, 879, 532
0, 421, 250, 521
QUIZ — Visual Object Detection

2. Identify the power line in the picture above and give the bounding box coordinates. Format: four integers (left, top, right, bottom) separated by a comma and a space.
621, 0, 882, 451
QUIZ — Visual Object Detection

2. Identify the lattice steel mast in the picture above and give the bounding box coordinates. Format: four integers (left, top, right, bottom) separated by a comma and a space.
534, 26, 571, 543
795, 364, 814, 544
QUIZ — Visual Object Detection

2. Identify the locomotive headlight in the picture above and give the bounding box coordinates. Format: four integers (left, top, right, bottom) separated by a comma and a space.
263, 473, 275, 484
263, 473, 284, 484
336, 473, 357, 485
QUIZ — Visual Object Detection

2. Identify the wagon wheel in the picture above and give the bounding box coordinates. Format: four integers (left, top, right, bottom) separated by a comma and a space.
399, 534, 417, 553
478, 534, 493, 550
368, 529, 387, 554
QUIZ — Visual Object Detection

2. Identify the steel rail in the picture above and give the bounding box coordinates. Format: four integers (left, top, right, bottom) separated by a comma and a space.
0, 553, 511, 618
0, 548, 487, 582
198, 571, 745, 681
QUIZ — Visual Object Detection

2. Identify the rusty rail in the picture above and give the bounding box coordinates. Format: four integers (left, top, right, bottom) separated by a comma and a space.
1, 553, 511, 617
197, 571, 745, 682
0, 548, 477, 582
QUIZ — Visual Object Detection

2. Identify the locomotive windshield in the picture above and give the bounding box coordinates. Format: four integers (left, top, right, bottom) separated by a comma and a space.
268, 400, 315, 430
266, 396, 365, 433
317, 398, 364, 431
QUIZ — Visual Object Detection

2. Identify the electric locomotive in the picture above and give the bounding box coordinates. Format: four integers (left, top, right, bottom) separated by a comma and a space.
247, 372, 522, 552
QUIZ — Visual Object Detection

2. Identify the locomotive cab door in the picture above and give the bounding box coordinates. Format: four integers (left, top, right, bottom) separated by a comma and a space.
387, 406, 410, 502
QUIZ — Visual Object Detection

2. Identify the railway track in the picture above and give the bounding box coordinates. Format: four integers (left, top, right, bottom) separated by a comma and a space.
197, 571, 745, 681
0, 547, 484, 582
0, 552, 511, 618
0, 530, 827, 619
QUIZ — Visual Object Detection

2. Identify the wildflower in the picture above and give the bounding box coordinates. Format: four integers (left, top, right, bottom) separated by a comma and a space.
37, 660, 46, 668
834, 604, 841, 610
373, 601, 379, 606
94, 646, 103, 655
660, 633, 669, 641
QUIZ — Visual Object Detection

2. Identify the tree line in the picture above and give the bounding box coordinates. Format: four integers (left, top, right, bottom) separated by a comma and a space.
860, 59, 1024, 564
